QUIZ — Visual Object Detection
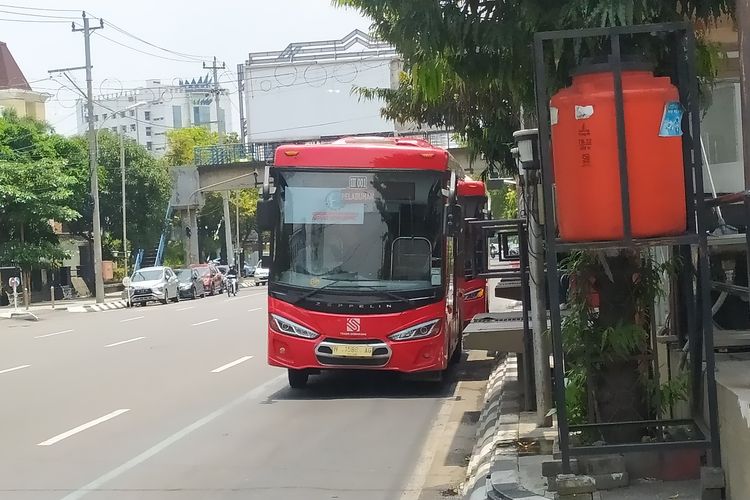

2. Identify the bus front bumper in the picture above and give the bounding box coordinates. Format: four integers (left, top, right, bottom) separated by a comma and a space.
268, 330, 447, 373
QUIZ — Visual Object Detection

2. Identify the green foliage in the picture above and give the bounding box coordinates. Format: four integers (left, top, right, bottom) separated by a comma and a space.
488, 185, 518, 220
560, 249, 685, 424
336, 0, 733, 175
164, 127, 220, 166
163, 240, 186, 268
94, 131, 171, 253
0, 158, 79, 270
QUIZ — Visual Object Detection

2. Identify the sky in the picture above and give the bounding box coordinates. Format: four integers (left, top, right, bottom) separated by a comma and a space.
0, 0, 372, 136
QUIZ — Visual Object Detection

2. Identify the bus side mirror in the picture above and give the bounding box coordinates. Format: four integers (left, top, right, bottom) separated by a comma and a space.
447, 204, 463, 237
256, 199, 278, 232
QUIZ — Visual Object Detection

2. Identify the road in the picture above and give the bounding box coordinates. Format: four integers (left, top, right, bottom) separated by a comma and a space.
0, 288, 464, 500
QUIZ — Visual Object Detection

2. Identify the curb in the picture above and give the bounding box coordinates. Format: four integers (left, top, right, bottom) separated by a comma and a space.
463, 354, 547, 500
67, 300, 128, 313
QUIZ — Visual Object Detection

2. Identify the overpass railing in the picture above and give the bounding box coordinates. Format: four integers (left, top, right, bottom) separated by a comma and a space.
193, 131, 459, 167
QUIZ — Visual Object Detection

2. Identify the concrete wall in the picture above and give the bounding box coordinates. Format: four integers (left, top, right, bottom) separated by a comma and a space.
0, 89, 47, 121
715, 355, 750, 500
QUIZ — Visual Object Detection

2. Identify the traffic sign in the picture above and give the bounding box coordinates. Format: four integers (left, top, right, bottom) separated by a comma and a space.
8, 277, 20, 288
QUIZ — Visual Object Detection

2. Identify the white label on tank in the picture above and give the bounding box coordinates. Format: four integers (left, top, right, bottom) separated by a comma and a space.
575, 105, 595, 120
550, 107, 559, 126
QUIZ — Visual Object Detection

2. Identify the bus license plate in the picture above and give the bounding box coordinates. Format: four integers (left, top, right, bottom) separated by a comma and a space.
332, 345, 373, 357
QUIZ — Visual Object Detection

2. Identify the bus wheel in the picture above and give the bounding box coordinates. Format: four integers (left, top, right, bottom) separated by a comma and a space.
288, 369, 309, 389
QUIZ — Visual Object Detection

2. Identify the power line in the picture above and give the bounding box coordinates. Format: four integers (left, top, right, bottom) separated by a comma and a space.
103, 20, 211, 62
0, 8, 77, 19
91, 30, 201, 64
0, 17, 69, 23
0, 3, 79, 12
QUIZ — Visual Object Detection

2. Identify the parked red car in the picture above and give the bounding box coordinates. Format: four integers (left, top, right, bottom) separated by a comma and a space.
190, 263, 224, 295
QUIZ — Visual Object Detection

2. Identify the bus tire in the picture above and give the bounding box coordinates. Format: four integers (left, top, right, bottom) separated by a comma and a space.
288, 369, 309, 389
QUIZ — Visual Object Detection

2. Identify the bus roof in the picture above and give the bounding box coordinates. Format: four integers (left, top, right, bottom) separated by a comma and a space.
457, 179, 487, 197
274, 137, 450, 171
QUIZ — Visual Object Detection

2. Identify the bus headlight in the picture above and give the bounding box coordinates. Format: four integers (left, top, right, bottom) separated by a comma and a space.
464, 288, 485, 300
271, 314, 320, 339
389, 319, 441, 341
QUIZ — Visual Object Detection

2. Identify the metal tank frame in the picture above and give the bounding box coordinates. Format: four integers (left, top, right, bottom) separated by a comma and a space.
532, 23, 721, 472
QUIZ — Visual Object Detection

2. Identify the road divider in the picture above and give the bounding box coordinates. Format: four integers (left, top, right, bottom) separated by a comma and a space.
37, 409, 130, 446
191, 318, 218, 327
35, 329, 74, 339
105, 337, 146, 348
211, 355, 254, 373
0, 364, 30, 375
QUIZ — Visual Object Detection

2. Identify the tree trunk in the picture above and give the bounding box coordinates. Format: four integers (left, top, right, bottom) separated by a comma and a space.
591, 251, 649, 443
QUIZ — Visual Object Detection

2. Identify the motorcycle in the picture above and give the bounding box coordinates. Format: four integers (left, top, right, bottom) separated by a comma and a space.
226, 274, 238, 297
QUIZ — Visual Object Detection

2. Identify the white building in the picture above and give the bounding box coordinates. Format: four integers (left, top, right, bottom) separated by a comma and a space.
76, 77, 233, 156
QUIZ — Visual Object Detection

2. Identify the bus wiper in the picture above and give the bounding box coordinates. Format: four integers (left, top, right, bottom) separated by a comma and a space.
293, 277, 362, 304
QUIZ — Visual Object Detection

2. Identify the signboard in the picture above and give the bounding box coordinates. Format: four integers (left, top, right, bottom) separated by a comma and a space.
8, 277, 20, 288
285, 187, 365, 225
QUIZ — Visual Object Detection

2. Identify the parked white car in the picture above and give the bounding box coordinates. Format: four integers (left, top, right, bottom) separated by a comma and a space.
254, 264, 269, 286
124, 266, 180, 306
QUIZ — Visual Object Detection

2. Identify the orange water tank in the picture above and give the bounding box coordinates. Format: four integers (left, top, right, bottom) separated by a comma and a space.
550, 68, 686, 242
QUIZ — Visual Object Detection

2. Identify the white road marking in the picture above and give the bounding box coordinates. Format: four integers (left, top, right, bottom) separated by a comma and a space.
0, 364, 31, 375
104, 337, 146, 348
191, 318, 218, 327
119, 316, 144, 323
60, 375, 286, 500
35, 329, 74, 339
176, 306, 194, 311
37, 409, 130, 447
247, 307, 262, 312
211, 355, 254, 373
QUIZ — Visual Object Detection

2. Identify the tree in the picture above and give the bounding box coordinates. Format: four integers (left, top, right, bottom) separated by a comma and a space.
164, 127, 220, 166
337, 0, 733, 175
0, 159, 79, 305
336, 0, 734, 432
94, 131, 171, 255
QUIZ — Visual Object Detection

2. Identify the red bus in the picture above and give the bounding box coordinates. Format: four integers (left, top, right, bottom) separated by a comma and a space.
456, 180, 490, 328
256, 137, 478, 388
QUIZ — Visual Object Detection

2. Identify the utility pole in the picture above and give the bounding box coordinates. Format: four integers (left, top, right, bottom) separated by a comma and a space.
237, 63, 247, 147
204, 56, 234, 265
73, 12, 105, 303
204, 56, 226, 136
120, 132, 128, 277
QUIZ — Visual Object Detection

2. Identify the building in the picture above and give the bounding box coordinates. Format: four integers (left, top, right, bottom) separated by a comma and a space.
239, 30, 485, 171
76, 77, 233, 156
0, 41, 48, 121
242, 29, 401, 143
701, 17, 742, 194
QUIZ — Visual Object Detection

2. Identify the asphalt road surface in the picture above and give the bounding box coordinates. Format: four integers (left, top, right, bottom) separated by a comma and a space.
0, 288, 460, 500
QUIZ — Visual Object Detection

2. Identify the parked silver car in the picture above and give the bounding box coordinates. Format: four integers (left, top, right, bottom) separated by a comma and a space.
124, 266, 180, 307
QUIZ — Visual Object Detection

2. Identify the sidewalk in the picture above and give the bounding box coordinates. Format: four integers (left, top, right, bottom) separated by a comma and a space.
0, 291, 126, 317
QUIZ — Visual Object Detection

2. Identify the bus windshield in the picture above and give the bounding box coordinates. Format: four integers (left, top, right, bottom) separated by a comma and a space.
272, 170, 445, 293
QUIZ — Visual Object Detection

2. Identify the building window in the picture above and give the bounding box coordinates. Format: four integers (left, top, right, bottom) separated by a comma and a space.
130, 124, 136, 132
146, 142, 152, 151
111, 127, 117, 132
102, 113, 107, 120
193, 105, 210, 125
94, 115, 99, 122
121, 125, 127, 133
129, 110, 135, 117
172, 106, 182, 128
145, 126, 152, 137
702, 84, 740, 166
144, 111, 151, 121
